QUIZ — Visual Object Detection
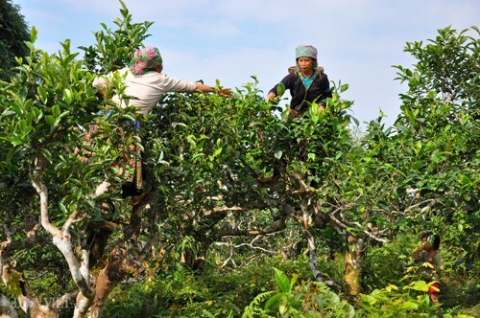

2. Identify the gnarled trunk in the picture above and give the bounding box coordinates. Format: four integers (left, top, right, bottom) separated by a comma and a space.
0, 293, 18, 318
88, 199, 148, 317
87, 261, 121, 318
1, 265, 61, 318
344, 233, 366, 297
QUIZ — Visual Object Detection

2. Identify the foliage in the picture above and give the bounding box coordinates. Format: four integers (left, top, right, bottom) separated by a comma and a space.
0, 0, 30, 80
354, 25, 479, 301
0, 2, 153, 316
359, 281, 446, 317
394, 26, 479, 118
101, 257, 307, 318
80, 0, 153, 74
100, 251, 479, 317
361, 234, 416, 292
389, 26, 478, 267
0, 0, 478, 316
101, 258, 346, 318
243, 267, 355, 317
0, 26, 105, 295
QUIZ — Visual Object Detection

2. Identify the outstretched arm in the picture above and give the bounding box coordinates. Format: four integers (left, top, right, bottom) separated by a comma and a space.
92, 73, 115, 99
195, 83, 231, 96
267, 73, 294, 102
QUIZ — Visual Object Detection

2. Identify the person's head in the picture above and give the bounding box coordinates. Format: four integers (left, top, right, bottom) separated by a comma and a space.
421, 232, 441, 250
129, 46, 163, 75
295, 45, 318, 73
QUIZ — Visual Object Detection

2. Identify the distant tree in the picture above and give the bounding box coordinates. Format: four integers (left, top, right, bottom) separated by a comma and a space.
0, 0, 30, 80
363, 26, 479, 278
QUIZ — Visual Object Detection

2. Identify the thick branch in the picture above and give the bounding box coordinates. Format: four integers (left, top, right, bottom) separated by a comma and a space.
90, 181, 110, 199
214, 235, 277, 254
1, 265, 38, 316
53, 237, 92, 297
30, 160, 94, 298
53, 291, 79, 311
215, 216, 286, 237
329, 209, 389, 243
30, 176, 61, 237
347, 221, 390, 243
303, 227, 341, 291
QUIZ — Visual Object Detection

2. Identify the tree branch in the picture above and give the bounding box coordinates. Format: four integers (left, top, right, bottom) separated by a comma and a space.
303, 226, 341, 291
30, 157, 93, 299
347, 221, 390, 243
214, 235, 277, 255
404, 199, 437, 213
30, 175, 61, 238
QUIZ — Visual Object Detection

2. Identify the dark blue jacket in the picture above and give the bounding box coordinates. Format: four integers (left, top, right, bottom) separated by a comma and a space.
269, 70, 332, 113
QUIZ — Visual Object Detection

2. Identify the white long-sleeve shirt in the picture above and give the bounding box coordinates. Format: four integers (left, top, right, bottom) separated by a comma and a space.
93, 68, 197, 115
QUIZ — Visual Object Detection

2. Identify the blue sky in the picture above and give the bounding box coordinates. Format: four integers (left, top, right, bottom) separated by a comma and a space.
17, 0, 480, 128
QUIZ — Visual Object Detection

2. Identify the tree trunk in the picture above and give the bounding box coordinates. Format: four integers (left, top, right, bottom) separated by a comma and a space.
303, 228, 341, 291
87, 268, 118, 318
0, 293, 18, 318
344, 233, 366, 297
1, 265, 61, 318
87, 247, 125, 318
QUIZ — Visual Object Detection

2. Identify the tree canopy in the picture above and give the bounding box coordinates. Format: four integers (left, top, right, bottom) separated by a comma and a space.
0, 2, 478, 317
0, 0, 30, 80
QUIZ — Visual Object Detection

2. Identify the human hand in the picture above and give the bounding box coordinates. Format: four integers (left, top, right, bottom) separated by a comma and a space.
413, 245, 424, 260
217, 87, 232, 97
415, 240, 428, 252
267, 92, 276, 101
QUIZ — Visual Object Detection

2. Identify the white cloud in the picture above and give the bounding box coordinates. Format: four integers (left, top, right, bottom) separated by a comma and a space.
188, 20, 242, 38
45, 0, 118, 15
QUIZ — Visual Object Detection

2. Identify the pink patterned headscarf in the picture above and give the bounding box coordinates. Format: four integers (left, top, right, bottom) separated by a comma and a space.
129, 46, 163, 75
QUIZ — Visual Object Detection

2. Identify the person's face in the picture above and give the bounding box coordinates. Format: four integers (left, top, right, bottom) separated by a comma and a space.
297, 57, 314, 73
421, 237, 433, 251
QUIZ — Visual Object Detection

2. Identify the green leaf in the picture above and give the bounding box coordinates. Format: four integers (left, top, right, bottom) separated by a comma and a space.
32, 107, 43, 123
31, 26, 38, 43
186, 135, 196, 147
53, 111, 71, 129
45, 115, 55, 127
264, 293, 285, 311
401, 301, 419, 310
407, 280, 429, 291
52, 104, 61, 117
59, 203, 69, 215
276, 83, 286, 97
210, 148, 222, 161
37, 87, 48, 104
273, 268, 290, 293
274, 150, 283, 160
17, 119, 27, 131
289, 273, 298, 290
121, 114, 137, 122
385, 284, 399, 292
63, 88, 73, 105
